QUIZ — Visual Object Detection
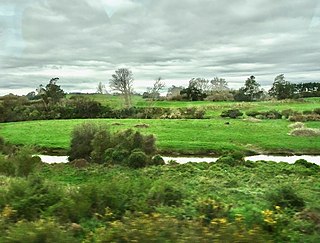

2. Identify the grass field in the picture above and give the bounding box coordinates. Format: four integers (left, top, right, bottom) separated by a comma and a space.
1, 118, 319, 155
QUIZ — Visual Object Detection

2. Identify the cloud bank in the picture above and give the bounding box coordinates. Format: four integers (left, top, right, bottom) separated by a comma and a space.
0, 0, 319, 95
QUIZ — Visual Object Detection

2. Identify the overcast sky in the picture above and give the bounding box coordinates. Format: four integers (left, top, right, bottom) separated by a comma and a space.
0, 0, 319, 95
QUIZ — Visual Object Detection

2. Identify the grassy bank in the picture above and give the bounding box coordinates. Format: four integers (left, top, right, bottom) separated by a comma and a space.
1, 118, 319, 155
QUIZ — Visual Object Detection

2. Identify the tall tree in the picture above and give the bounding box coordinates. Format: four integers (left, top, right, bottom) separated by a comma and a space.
210, 77, 229, 92
36, 77, 65, 109
243, 75, 262, 101
96, 82, 106, 94
269, 74, 295, 100
147, 77, 165, 100
109, 68, 134, 108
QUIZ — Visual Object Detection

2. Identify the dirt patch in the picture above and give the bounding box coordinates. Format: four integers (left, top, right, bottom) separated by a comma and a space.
134, 123, 150, 128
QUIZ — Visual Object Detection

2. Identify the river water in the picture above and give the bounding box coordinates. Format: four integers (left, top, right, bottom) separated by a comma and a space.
37, 155, 320, 165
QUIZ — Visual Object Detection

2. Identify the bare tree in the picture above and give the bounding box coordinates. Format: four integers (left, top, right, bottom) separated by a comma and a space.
149, 77, 165, 100
210, 77, 229, 92
109, 68, 133, 108
96, 82, 106, 94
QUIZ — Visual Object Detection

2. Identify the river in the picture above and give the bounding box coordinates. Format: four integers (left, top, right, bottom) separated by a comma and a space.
37, 154, 320, 165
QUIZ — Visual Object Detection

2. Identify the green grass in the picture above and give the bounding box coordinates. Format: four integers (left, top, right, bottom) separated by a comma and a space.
68, 94, 320, 117
1, 118, 319, 155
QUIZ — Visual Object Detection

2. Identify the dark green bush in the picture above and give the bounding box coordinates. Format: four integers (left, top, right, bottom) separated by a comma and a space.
281, 109, 296, 119
294, 159, 319, 170
127, 151, 149, 169
11, 147, 42, 177
148, 182, 183, 206
150, 154, 165, 166
90, 129, 112, 163
0, 219, 77, 243
0, 154, 15, 176
313, 108, 320, 115
246, 110, 261, 117
2, 176, 62, 220
221, 109, 243, 119
111, 149, 130, 165
68, 123, 100, 161
266, 185, 305, 211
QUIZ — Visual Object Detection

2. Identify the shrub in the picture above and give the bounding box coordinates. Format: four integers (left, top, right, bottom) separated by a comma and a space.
281, 109, 296, 119
0, 154, 15, 176
266, 185, 305, 211
288, 122, 305, 129
246, 111, 261, 117
294, 159, 319, 170
289, 128, 320, 137
127, 151, 149, 169
90, 129, 112, 163
68, 123, 100, 161
196, 198, 229, 223
221, 109, 243, 119
0, 219, 77, 243
150, 154, 165, 166
216, 152, 245, 167
111, 149, 130, 165
313, 108, 320, 115
148, 182, 183, 206
11, 147, 42, 177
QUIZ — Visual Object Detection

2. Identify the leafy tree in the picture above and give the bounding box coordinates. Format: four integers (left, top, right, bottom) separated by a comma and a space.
109, 68, 134, 108
180, 79, 207, 101
269, 74, 295, 100
37, 77, 65, 109
234, 76, 262, 101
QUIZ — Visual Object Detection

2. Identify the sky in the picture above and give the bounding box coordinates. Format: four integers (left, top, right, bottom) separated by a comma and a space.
0, 0, 319, 95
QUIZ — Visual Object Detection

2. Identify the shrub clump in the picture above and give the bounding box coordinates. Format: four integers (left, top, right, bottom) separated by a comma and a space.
68, 123, 160, 168
288, 122, 305, 129
220, 109, 243, 119
266, 185, 305, 211
127, 151, 148, 169
289, 128, 320, 137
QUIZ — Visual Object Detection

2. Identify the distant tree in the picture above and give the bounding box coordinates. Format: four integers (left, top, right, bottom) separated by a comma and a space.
234, 76, 262, 101
166, 85, 184, 100
144, 77, 166, 100
109, 68, 133, 108
189, 78, 211, 93
269, 74, 295, 100
96, 82, 106, 94
210, 77, 229, 92
36, 77, 65, 109
180, 79, 207, 101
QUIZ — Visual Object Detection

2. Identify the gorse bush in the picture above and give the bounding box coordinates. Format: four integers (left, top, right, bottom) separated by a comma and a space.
68, 123, 160, 168
68, 123, 101, 161
221, 109, 243, 118
266, 185, 305, 211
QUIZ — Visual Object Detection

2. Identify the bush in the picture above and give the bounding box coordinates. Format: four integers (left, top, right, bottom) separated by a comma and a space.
281, 109, 296, 119
0, 154, 15, 176
266, 185, 305, 211
90, 129, 112, 163
289, 128, 320, 137
148, 182, 183, 206
216, 152, 245, 166
246, 110, 261, 117
150, 154, 165, 166
221, 109, 243, 119
294, 159, 319, 170
288, 122, 305, 129
0, 219, 77, 243
127, 151, 149, 169
68, 123, 101, 161
11, 147, 42, 177
196, 198, 229, 223
111, 149, 130, 165
313, 108, 320, 115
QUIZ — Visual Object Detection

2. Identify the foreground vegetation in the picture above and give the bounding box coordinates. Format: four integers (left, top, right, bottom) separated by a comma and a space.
0, 149, 319, 242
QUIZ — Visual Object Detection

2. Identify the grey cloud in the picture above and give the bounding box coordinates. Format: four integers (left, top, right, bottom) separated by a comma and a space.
0, 0, 319, 95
